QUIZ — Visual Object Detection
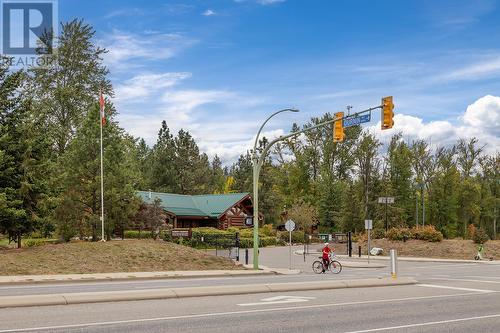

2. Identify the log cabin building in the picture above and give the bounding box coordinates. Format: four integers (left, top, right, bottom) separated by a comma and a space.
137, 191, 259, 230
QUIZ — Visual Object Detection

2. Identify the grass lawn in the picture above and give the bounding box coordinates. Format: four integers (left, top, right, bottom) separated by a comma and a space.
356, 239, 500, 260
0, 239, 242, 275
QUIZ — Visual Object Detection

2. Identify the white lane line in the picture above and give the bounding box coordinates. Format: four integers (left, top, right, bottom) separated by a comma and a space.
429, 277, 500, 284
0, 292, 495, 332
238, 295, 315, 306
417, 284, 494, 293
403, 263, 477, 269
341, 313, 500, 333
465, 275, 500, 280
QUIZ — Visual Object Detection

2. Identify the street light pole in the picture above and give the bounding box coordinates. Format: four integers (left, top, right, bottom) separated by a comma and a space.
252, 109, 299, 270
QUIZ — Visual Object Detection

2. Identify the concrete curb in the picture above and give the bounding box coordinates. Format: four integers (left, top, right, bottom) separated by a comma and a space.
0, 277, 417, 309
296, 250, 499, 264
0, 270, 280, 286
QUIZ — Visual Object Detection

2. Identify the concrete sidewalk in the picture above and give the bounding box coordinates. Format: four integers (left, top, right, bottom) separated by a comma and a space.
296, 250, 499, 264
0, 277, 417, 309
0, 268, 290, 286
336, 254, 500, 264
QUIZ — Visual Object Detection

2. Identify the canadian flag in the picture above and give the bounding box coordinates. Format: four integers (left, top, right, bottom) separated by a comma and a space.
99, 90, 106, 125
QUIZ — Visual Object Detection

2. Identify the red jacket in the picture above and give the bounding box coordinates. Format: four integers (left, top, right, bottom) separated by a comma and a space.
322, 246, 332, 259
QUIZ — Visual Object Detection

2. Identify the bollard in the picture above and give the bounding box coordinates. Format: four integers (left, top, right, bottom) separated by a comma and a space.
303, 241, 306, 262
348, 232, 352, 257
390, 249, 398, 278
358, 245, 362, 258
245, 248, 249, 265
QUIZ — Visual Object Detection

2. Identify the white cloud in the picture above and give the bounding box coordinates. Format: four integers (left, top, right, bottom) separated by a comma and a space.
115, 72, 191, 100
102, 30, 195, 71
368, 95, 500, 153
115, 73, 268, 163
161, 89, 235, 114
462, 95, 500, 132
202, 9, 216, 16
436, 56, 500, 82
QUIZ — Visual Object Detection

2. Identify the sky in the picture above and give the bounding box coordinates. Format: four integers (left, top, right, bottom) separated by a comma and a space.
59, 0, 500, 163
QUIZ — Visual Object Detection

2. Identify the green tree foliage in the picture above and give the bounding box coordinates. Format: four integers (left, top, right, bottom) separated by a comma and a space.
0, 69, 50, 247
30, 19, 112, 155
55, 103, 140, 241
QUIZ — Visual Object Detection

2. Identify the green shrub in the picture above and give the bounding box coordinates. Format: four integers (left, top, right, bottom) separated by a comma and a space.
236, 227, 274, 238
238, 236, 279, 248
413, 225, 443, 242
279, 231, 305, 244
163, 231, 173, 242
472, 228, 489, 244
23, 238, 57, 247
260, 236, 277, 247
261, 224, 276, 237
239, 238, 252, 248
124, 230, 152, 239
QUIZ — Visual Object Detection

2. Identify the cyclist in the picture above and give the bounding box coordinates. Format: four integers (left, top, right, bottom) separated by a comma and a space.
321, 242, 333, 273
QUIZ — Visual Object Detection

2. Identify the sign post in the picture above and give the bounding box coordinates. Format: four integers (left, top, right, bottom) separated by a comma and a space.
365, 219, 373, 264
378, 197, 395, 231
285, 219, 295, 270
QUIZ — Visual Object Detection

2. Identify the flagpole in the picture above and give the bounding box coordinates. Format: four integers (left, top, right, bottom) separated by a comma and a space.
100, 95, 105, 242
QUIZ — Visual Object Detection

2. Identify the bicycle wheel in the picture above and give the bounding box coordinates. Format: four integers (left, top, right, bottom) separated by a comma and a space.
312, 261, 324, 274
329, 260, 342, 274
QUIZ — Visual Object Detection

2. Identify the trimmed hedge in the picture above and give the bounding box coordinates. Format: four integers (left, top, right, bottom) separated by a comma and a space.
239, 236, 280, 248
124, 230, 153, 239
23, 238, 58, 247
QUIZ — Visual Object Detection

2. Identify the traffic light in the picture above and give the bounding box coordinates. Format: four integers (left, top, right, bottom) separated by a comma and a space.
381, 96, 394, 130
333, 112, 345, 142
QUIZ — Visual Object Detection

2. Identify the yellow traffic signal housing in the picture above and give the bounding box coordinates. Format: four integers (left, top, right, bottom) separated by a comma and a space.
381, 96, 394, 130
333, 112, 345, 142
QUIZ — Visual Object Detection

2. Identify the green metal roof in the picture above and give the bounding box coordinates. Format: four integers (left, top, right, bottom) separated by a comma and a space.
137, 191, 250, 218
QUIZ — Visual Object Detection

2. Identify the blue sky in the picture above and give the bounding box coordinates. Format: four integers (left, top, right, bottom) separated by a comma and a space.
59, 0, 500, 162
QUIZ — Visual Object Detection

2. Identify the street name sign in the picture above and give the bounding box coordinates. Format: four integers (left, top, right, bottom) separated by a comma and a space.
343, 114, 371, 128
378, 196, 395, 204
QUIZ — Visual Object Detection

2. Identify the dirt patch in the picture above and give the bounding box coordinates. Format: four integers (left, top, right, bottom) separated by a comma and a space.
356, 239, 500, 260
0, 240, 242, 275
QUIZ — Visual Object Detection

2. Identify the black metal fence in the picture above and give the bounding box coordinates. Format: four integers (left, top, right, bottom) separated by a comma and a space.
191, 233, 240, 261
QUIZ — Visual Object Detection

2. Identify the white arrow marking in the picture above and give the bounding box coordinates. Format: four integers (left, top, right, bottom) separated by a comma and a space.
238, 295, 315, 306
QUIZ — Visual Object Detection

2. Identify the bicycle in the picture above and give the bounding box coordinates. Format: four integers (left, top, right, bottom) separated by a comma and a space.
312, 253, 342, 274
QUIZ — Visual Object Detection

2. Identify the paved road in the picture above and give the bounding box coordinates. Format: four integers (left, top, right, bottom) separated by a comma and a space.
0, 276, 499, 332
1, 245, 499, 332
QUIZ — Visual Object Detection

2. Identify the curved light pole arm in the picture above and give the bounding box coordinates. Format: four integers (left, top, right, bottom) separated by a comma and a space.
253, 108, 299, 153
252, 108, 298, 270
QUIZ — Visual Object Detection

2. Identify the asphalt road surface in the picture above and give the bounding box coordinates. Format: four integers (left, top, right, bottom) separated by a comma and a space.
0, 246, 499, 332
